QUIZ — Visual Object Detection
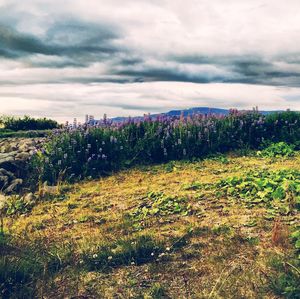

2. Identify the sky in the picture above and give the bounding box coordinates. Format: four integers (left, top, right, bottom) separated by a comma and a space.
0, 0, 300, 122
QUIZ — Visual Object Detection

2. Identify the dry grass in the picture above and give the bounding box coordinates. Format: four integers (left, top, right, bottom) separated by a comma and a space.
3, 152, 300, 298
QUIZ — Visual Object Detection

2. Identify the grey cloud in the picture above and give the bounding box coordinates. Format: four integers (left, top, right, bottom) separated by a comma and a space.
0, 18, 123, 67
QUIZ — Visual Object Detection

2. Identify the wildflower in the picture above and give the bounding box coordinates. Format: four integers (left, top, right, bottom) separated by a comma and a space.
99, 148, 103, 152
151, 252, 154, 256
107, 256, 113, 260
63, 153, 68, 159
131, 261, 135, 265
79, 260, 84, 264
166, 247, 171, 251
93, 254, 98, 259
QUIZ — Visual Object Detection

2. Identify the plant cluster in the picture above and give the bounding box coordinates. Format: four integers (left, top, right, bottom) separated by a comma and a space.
257, 142, 295, 158
130, 191, 191, 222
0, 115, 60, 131
214, 169, 300, 216
30, 111, 300, 185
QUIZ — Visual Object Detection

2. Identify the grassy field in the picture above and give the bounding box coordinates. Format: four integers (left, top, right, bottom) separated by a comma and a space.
1, 152, 300, 298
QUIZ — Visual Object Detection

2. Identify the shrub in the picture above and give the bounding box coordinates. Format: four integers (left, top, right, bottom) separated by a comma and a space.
0, 115, 60, 131
30, 111, 300, 186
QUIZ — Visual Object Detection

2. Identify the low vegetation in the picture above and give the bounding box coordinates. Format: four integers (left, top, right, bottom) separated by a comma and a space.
1, 151, 300, 298
30, 111, 300, 186
0, 115, 60, 132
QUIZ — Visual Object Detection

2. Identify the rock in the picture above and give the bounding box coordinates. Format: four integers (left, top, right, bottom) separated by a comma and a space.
0, 175, 10, 190
0, 153, 15, 165
15, 152, 30, 161
4, 179, 23, 194
0, 168, 15, 178
24, 192, 34, 202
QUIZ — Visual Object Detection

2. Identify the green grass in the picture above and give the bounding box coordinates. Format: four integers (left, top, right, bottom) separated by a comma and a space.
1, 151, 300, 298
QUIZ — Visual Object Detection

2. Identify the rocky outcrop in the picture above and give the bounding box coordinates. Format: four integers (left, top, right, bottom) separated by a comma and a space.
0, 138, 44, 194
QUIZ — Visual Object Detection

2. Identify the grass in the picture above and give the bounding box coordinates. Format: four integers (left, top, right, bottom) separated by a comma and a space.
2, 150, 300, 298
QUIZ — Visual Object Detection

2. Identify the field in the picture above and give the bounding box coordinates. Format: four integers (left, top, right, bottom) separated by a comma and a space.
1, 150, 300, 298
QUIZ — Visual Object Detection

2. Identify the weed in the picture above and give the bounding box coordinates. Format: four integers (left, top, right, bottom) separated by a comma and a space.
258, 142, 295, 158
130, 192, 192, 223
81, 235, 165, 271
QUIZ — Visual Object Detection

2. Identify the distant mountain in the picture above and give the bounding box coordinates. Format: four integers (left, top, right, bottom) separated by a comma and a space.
110, 107, 284, 122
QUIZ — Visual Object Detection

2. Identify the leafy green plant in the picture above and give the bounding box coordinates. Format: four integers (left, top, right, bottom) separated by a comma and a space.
5, 196, 35, 216
130, 192, 192, 221
215, 170, 300, 205
257, 142, 295, 158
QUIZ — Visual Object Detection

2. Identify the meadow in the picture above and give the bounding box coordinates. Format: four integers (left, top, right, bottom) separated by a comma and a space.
1, 110, 300, 298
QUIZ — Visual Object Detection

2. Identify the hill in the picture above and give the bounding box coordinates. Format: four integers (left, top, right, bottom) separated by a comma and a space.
111, 107, 284, 122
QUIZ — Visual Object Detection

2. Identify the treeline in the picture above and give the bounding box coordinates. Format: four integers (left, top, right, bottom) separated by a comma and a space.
0, 115, 60, 131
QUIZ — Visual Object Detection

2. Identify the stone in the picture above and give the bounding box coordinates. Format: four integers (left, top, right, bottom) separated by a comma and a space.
0, 168, 15, 178
0, 153, 15, 165
15, 152, 31, 161
24, 192, 34, 202
4, 178, 23, 194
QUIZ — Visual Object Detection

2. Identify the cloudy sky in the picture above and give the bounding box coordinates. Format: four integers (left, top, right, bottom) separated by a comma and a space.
0, 0, 300, 122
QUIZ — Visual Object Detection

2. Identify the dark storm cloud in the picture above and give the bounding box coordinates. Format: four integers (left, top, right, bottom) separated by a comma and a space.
0, 19, 122, 67
116, 55, 300, 86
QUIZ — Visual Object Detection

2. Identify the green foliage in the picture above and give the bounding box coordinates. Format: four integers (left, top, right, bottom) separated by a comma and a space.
4, 196, 35, 216
81, 235, 165, 271
291, 227, 300, 258
214, 170, 300, 216
130, 192, 192, 222
258, 142, 295, 158
30, 111, 300, 185
216, 169, 300, 203
0, 115, 60, 131
267, 255, 300, 298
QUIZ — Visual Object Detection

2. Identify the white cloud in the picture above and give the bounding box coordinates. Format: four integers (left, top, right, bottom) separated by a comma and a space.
0, 0, 300, 120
